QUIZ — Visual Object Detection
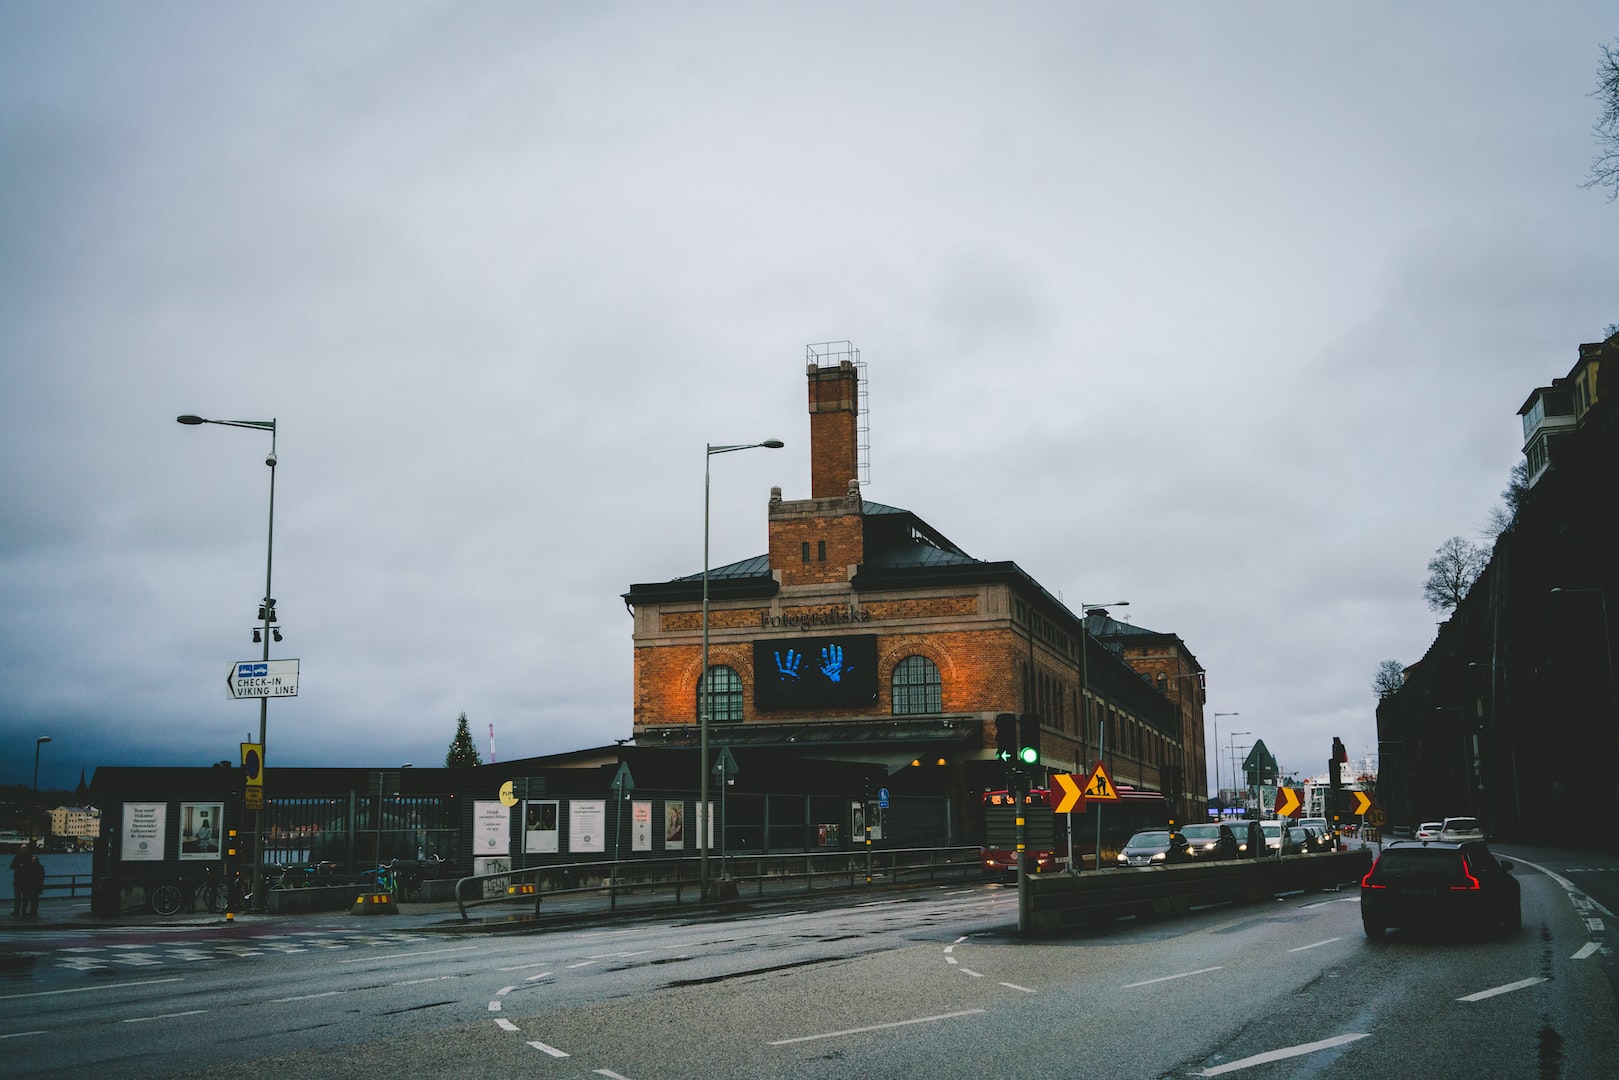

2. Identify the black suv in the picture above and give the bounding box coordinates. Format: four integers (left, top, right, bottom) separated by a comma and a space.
1360, 840, 1520, 938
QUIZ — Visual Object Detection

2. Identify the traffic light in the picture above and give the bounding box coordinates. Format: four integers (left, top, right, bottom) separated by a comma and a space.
1017, 714, 1041, 766
1329, 737, 1346, 790
995, 713, 1017, 762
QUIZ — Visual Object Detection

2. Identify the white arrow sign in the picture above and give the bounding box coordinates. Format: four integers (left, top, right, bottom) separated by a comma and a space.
228, 659, 300, 699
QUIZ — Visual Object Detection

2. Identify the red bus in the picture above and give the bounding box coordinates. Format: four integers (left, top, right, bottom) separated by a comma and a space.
981, 784, 1170, 876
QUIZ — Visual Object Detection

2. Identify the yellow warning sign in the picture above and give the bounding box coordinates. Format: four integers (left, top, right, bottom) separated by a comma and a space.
1083, 761, 1120, 802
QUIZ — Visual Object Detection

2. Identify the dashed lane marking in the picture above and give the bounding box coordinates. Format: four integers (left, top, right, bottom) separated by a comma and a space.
528, 1040, 570, 1058
1458, 977, 1548, 1002
1196, 1033, 1371, 1076
767, 1009, 988, 1046
1122, 966, 1222, 988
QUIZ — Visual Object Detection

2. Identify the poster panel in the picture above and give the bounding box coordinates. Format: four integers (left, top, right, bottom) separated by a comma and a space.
631, 801, 653, 852
179, 802, 224, 859
121, 802, 167, 862
569, 799, 606, 853
664, 802, 685, 850
524, 799, 559, 854
473, 800, 510, 857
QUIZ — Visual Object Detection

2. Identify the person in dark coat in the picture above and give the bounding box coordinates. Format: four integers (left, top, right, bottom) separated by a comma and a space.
16, 847, 46, 917
9, 843, 33, 917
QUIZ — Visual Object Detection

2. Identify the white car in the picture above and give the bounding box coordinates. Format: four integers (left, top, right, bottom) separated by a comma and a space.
1415, 821, 1444, 841
1439, 816, 1485, 842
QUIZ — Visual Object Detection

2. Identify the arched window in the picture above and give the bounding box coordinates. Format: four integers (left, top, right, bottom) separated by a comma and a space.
697, 665, 743, 723
891, 655, 942, 715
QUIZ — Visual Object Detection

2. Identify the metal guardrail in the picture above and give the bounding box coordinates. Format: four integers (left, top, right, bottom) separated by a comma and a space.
40, 874, 95, 900
453, 846, 984, 922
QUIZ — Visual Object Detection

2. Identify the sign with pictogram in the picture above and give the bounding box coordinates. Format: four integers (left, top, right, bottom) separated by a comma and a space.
1052, 772, 1087, 813
1083, 762, 1120, 802
1274, 786, 1301, 817
227, 658, 300, 699
1351, 790, 1373, 816
241, 742, 263, 810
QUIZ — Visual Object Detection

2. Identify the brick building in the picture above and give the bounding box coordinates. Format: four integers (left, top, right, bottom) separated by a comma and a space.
624, 346, 1209, 842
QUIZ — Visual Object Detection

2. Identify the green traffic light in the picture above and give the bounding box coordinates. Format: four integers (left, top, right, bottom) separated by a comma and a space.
1019, 746, 1039, 765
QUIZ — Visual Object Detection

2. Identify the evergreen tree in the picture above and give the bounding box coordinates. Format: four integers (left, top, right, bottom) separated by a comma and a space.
445, 711, 483, 768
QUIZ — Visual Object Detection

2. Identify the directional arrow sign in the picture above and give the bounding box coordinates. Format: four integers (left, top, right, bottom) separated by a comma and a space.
1082, 762, 1120, 802
227, 659, 299, 699
1351, 790, 1374, 815
1274, 786, 1301, 817
1053, 773, 1087, 813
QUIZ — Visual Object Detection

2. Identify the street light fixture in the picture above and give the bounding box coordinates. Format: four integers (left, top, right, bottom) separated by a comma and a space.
700, 439, 783, 901
178, 414, 278, 905
1079, 601, 1127, 870
32, 736, 51, 844
1212, 713, 1239, 808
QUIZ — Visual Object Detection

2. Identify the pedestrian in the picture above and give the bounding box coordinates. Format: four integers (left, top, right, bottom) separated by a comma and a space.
20, 848, 46, 917
8, 843, 33, 917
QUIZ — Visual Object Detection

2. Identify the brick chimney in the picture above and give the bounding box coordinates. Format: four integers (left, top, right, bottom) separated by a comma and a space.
808, 360, 860, 500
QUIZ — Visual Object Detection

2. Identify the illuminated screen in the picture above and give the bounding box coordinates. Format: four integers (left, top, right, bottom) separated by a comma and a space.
753, 635, 878, 710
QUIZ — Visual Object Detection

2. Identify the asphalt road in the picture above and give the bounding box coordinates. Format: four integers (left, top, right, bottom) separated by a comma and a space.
3, 846, 1616, 1079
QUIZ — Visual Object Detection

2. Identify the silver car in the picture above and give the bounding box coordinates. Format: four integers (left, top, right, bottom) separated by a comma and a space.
1439, 816, 1485, 842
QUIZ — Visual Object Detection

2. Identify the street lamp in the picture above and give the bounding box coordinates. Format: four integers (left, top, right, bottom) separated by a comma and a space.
178, 414, 278, 904
32, 736, 51, 844
1212, 713, 1239, 809
1079, 601, 1127, 870
700, 439, 783, 901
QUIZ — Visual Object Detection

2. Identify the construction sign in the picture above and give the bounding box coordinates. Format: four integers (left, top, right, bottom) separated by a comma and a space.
1083, 761, 1120, 802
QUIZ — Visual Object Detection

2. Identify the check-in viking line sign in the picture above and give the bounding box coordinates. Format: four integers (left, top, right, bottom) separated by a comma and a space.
227, 659, 300, 699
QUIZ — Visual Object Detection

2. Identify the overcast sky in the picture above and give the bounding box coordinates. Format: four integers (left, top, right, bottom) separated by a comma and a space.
3, 3, 1615, 799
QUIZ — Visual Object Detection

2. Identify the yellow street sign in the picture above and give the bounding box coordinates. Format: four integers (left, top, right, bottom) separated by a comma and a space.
1053, 772, 1086, 813
1351, 790, 1373, 815
1274, 786, 1301, 817
499, 780, 518, 808
1083, 762, 1120, 802
241, 742, 263, 787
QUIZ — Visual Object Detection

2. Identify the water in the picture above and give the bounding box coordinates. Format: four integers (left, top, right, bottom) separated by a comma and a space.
2, 852, 93, 902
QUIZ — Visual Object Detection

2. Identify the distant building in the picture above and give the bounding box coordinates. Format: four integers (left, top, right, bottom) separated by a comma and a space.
49, 804, 101, 842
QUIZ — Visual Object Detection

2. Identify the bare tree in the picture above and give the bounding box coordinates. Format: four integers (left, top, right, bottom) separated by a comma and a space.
1585, 40, 1619, 200
1485, 459, 1530, 536
1372, 660, 1406, 699
1423, 536, 1488, 612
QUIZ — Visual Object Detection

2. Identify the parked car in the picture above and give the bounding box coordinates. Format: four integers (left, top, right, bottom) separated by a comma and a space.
1360, 840, 1520, 938
1116, 830, 1193, 867
1258, 819, 1288, 855
1299, 817, 1336, 850
1415, 821, 1444, 841
1439, 816, 1485, 842
1230, 820, 1270, 858
1282, 826, 1314, 855
1181, 822, 1239, 860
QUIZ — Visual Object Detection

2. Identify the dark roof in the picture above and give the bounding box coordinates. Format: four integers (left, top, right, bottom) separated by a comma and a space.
636, 717, 980, 752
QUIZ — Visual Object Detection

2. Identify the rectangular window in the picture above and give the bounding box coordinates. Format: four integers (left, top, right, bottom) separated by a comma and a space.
817, 540, 826, 562
801, 542, 810, 563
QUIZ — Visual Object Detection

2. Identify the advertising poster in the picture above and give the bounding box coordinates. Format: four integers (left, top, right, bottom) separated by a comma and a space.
179, 802, 223, 859
569, 799, 606, 853
664, 802, 685, 850
121, 802, 167, 862
524, 799, 559, 854
473, 800, 510, 856
631, 801, 652, 852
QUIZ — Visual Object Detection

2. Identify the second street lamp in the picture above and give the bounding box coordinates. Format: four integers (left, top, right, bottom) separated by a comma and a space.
700, 438, 783, 901
32, 736, 51, 844
178, 414, 278, 906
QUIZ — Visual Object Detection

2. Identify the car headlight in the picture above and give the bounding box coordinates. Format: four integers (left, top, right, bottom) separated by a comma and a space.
1151, 852, 1165, 861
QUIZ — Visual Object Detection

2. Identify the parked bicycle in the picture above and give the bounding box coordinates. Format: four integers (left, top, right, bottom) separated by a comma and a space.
356, 860, 400, 896
149, 865, 231, 916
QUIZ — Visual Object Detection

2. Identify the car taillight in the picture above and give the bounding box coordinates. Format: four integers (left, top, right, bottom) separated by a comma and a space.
1450, 856, 1481, 891
1360, 858, 1384, 888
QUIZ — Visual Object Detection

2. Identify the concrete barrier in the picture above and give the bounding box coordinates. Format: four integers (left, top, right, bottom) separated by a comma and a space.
265, 885, 363, 915
351, 892, 399, 915
1024, 850, 1372, 934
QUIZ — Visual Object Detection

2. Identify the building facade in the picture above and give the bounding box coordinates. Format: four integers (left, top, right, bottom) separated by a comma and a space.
624, 349, 1210, 842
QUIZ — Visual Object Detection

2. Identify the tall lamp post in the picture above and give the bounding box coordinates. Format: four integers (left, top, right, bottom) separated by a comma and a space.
1212, 713, 1239, 811
700, 439, 783, 901
1229, 732, 1251, 815
32, 736, 51, 843
1078, 601, 1127, 871
178, 414, 278, 904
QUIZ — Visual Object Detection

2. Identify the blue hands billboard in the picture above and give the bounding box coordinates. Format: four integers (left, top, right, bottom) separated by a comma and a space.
753, 634, 878, 710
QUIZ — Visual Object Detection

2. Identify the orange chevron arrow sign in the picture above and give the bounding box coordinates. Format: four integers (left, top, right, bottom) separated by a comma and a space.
1274, 786, 1301, 817
1351, 790, 1373, 815
1053, 772, 1087, 813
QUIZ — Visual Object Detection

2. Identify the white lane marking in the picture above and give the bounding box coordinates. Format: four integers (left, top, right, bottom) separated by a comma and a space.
584, 951, 650, 960
1289, 938, 1342, 953
0, 976, 183, 1002
1301, 897, 1358, 909
943, 945, 956, 954
338, 945, 477, 965
269, 991, 343, 1003
1122, 966, 1223, 988
488, 1001, 502, 1012
1458, 977, 1548, 1002
1000, 982, 1037, 993
495, 1019, 519, 1032
393, 975, 460, 986
526, 971, 554, 981
1503, 855, 1619, 922
121, 1010, 208, 1024
568, 960, 597, 969
497, 961, 556, 972
527, 1040, 570, 1058
1197, 1033, 1371, 1075
497, 985, 517, 996
594, 1071, 632, 1079
768, 1008, 988, 1046
1585, 918, 1605, 932
0, 1031, 47, 1040
1572, 942, 1601, 960
946, 957, 959, 965
957, 967, 984, 978
954, 935, 969, 943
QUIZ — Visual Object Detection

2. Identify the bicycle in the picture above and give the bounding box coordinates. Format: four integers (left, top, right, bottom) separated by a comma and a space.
357, 860, 399, 896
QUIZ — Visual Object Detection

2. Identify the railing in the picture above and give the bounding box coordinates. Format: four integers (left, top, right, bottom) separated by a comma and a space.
41, 874, 96, 900
454, 845, 983, 922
